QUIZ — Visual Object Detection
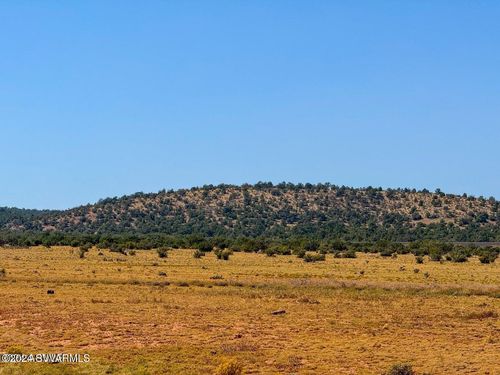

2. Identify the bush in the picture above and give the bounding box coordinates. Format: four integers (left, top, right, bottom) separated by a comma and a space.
294, 249, 306, 259
303, 253, 326, 263
215, 249, 233, 260
380, 248, 394, 257
264, 248, 276, 257
0, 268, 5, 277
385, 363, 415, 375
479, 251, 497, 264
336, 250, 357, 258
214, 359, 243, 375
331, 239, 348, 251
448, 250, 468, 263
304, 241, 320, 251
193, 250, 205, 258
197, 242, 213, 252
415, 256, 424, 264
79, 247, 88, 259
267, 245, 291, 256
157, 247, 169, 258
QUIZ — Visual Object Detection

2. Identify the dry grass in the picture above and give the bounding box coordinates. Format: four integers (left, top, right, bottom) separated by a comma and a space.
0, 247, 498, 374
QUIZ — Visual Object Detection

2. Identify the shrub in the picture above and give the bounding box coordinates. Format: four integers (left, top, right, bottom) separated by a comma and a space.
214, 359, 243, 375
303, 253, 326, 263
448, 250, 468, 263
193, 250, 205, 258
268, 245, 291, 256
415, 256, 424, 264
479, 252, 497, 264
157, 247, 169, 258
221, 249, 232, 260
197, 242, 213, 252
0, 268, 5, 277
264, 248, 276, 257
80, 243, 92, 252
294, 249, 306, 259
215, 249, 233, 260
128, 250, 136, 256
338, 250, 357, 258
385, 363, 415, 375
331, 239, 348, 251
304, 241, 320, 251
79, 247, 88, 259
380, 248, 394, 257
429, 250, 442, 262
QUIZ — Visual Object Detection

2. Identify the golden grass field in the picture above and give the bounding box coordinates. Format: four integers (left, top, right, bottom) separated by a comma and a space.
0, 246, 498, 375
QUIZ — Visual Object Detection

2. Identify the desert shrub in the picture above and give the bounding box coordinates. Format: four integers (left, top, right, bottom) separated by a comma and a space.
268, 244, 292, 255
80, 243, 92, 252
331, 239, 348, 251
478, 249, 498, 264
193, 249, 205, 258
210, 274, 224, 280
197, 241, 213, 252
221, 249, 232, 260
448, 249, 468, 263
157, 247, 169, 258
339, 250, 357, 258
304, 241, 320, 252
79, 247, 88, 259
303, 253, 326, 263
415, 255, 424, 264
385, 363, 415, 375
380, 248, 394, 257
215, 249, 233, 260
158, 271, 167, 277
214, 359, 243, 375
264, 248, 276, 257
128, 250, 136, 256
294, 249, 306, 259
0, 268, 6, 277
429, 249, 443, 262
110, 244, 128, 255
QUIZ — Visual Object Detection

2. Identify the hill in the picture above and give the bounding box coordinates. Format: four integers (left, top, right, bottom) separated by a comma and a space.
1, 183, 499, 241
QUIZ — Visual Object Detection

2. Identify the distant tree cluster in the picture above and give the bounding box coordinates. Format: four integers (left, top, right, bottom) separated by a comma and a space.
0, 231, 497, 264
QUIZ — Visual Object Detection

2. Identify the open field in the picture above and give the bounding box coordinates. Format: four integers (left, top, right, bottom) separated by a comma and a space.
0, 247, 498, 374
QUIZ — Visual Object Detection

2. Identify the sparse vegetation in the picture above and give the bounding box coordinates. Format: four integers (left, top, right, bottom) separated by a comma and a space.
214, 358, 243, 375
303, 252, 326, 262
0, 246, 497, 374
193, 249, 205, 258
157, 247, 169, 258
385, 363, 416, 375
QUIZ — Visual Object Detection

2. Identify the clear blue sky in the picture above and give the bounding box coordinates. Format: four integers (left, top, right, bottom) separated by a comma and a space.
1, 1, 499, 209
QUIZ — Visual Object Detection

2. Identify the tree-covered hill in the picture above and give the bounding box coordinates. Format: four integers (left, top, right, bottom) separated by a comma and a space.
1, 183, 499, 241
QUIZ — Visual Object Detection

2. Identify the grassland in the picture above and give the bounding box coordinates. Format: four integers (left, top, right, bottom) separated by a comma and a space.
0, 247, 498, 374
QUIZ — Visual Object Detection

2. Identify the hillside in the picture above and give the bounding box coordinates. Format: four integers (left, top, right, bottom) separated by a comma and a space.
1, 183, 500, 241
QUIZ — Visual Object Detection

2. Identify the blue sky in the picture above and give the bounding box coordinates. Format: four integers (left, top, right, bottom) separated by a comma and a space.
1, 1, 499, 209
